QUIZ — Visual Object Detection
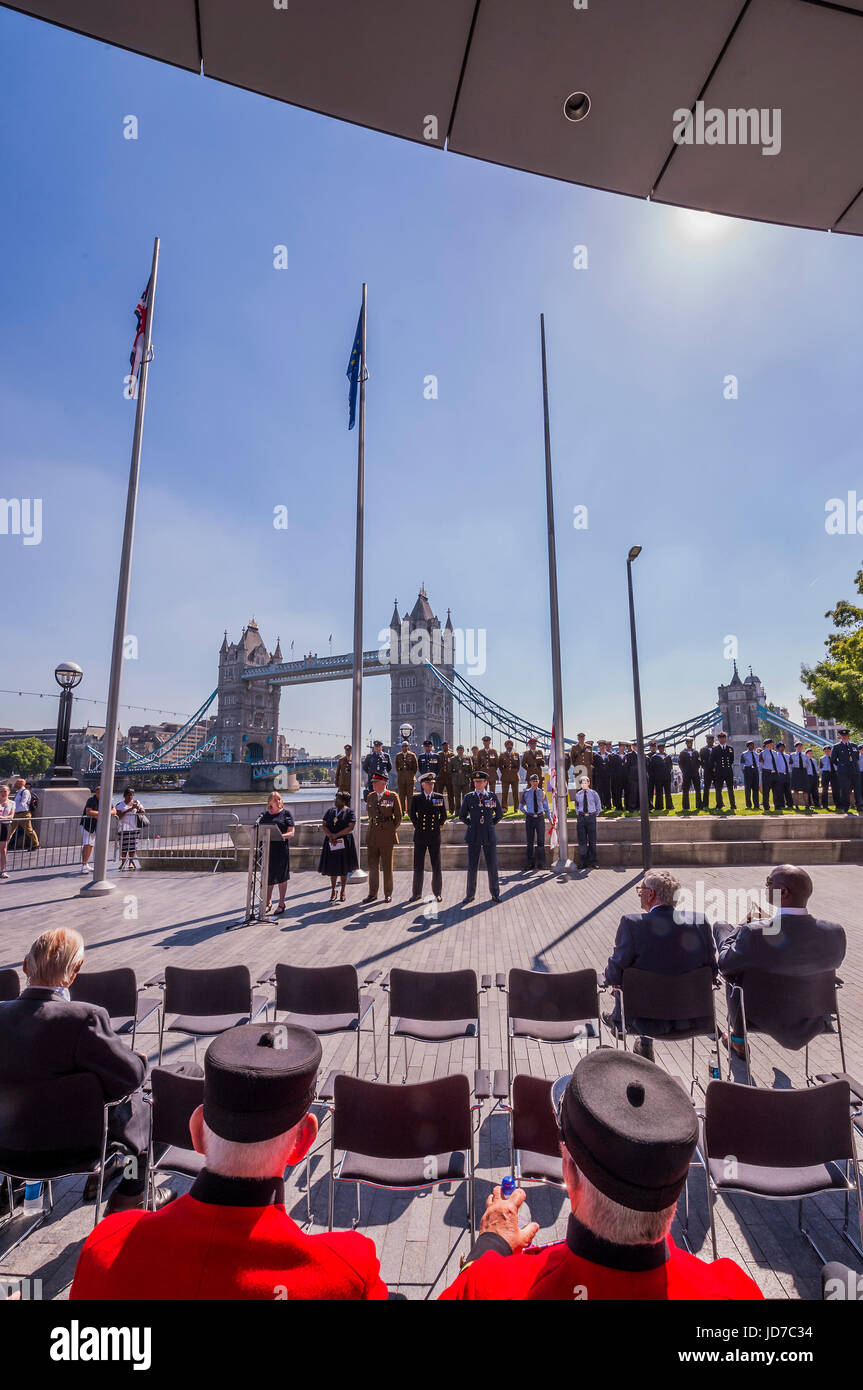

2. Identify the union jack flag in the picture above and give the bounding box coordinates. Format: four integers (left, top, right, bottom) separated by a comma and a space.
129, 279, 150, 399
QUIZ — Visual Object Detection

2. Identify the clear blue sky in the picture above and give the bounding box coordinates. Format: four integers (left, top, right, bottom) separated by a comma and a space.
2, 9, 861, 751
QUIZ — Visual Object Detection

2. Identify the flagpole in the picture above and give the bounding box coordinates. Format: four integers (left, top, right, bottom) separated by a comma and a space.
540, 313, 570, 872
350, 283, 368, 879
82, 236, 160, 897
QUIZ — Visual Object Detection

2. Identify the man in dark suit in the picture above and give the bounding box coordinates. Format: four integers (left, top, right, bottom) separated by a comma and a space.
713, 864, 846, 1057
408, 772, 447, 902
459, 769, 503, 904
602, 870, 719, 1054
0, 928, 183, 1215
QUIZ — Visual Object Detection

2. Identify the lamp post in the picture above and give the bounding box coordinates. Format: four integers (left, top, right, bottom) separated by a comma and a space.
626, 548, 652, 871
45, 662, 83, 785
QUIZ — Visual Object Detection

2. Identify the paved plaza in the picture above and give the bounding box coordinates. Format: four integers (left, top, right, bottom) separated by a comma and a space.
1, 859, 861, 1300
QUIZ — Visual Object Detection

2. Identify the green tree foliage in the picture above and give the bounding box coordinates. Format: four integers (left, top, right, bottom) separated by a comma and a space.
0, 736, 53, 779
801, 565, 863, 732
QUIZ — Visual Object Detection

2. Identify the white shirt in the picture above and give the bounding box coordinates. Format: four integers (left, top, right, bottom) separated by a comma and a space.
13, 788, 31, 813
115, 800, 140, 829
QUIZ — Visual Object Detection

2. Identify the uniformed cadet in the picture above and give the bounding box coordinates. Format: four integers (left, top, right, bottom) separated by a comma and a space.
570, 734, 594, 784
678, 737, 702, 812
831, 729, 860, 813
790, 742, 815, 810
362, 772, 402, 903
806, 748, 821, 808
573, 776, 602, 869
439, 1051, 762, 1303
408, 772, 447, 901
608, 743, 626, 812
477, 735, 499, 790
395, 740, 418, 813
646, 740, 659, 805
450, 745, 474, 815
712, 731, 736, 812
699, 735, 716, 811
362, 740, 391, 798
520, 737, 545, 787
820, 746, 835, 810
519, 772, 549, 870
71, 1024, 387, 1301
740, 740, 760, 810
624, 743, 640, 812
592, 741, 612, 810
498, 739, 521, 814
774, 742, 792, 809
459, 769, 503, 903
417, 738, 440, 782
334, 744, 353, 796
652, 743, 673, 811
760, 738, 779, 811
436, 741, 455, 815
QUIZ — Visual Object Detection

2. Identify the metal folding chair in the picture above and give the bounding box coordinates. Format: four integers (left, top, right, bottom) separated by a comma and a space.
152, 965, 268, 1063
385, 968, 485, 1085
145, 1067, 205, 1209
260, 963, 378, 1077
0, 969, 20, 1002
502, 968, 601, 1094
70, 967, 161, 1050
614, 966, 723, 1093
730, 969, 846, 1087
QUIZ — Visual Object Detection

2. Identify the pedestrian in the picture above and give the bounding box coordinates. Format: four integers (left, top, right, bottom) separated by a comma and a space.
408, 772, 447, 902
11, 777, 39, 851
361, 740, 391, 800
459, 769, 503, 904
0, 784, 13, 880
519, 772, 549, 871
79, 784, 113, 874
592, 741, 612, 810
608, 743, 626, 813
699, 735, 716, 812
114, 787, 146, 871
318, 792, 358, 903
573, 776, 602, 869
334, 744, 353, 796
436, 741, 456, 816
257, 791, 295, 916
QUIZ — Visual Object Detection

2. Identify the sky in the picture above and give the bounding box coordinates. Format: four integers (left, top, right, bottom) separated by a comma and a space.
2, 8, 862, 753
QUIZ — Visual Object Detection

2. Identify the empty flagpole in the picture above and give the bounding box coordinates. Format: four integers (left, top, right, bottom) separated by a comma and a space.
350, 284, 368, 877
82, 236, 160, 897
540, 313, 570, 872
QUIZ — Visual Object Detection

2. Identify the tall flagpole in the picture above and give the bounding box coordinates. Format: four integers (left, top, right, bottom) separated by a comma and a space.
350, 283, 368, 878
82, 236, 160, 897
540, 314, 570, 872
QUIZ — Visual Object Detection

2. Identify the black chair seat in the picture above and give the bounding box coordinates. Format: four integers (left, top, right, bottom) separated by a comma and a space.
708, 1157, 849, 1199
511, 1016, 591, 1042
393, 1017, 476, 1042
338, 1148, 466, 1187
516, 1149, 563, 1184
167, 996, 268, 1035
152, 1145, 206, 1180
111, 996, 162, 1034
282, 1011, 359, 1034
816, 1072, 863, 1106
0, 1147, 102, 1180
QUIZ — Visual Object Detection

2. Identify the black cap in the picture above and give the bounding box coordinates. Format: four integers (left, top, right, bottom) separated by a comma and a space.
423, 739, 432, 747
551, 1051, 697, 1212
203, 1023, 322, 1143
473, 769, 488, 780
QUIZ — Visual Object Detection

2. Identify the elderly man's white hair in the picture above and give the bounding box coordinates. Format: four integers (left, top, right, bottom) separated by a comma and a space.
570, 1160, 675, 1245
641, 869, 681, 907
200, 1119, 303, 1179
24, 927, 85, 987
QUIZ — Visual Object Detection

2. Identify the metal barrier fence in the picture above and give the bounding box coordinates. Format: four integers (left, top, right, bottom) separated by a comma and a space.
2, 809, 242, 874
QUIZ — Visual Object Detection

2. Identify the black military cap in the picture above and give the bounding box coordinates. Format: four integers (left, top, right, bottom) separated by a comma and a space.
373, 739, 383, 747
528, 772, 540, 782
423, 739, 432, 746
684, 737, 694, 744
657, 743, 666, 750
203, 1023, 322, 1143
482, 735, 492, 742
473, 769, 488, 781
552, 1051, 697, 1212
840, 729, 850, 737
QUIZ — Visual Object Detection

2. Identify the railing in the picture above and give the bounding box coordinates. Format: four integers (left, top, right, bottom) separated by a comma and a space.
2, 809, 242, 874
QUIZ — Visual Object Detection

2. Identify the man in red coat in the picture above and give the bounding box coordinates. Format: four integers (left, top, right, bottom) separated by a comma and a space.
71, 1023, 386, 1300
440, 1050, 762, 1301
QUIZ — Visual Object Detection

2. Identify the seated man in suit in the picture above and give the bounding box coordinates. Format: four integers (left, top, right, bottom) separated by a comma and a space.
714, 863, 846, 1058
0, 928, 180, 1214
602, 870, 719, 1058
71, 1023, 387, 1300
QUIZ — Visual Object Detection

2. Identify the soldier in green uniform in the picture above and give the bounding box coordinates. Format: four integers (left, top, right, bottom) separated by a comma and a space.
362, 773, 402, 903
498, 740, 521, 815
478, 735, 499, 793
334, 745, 353, 796
436, 741, 455, 815
451, 745, 474, 815
521, 737, 546, 788
470, 745, 481, 772
395, 741, 418, 814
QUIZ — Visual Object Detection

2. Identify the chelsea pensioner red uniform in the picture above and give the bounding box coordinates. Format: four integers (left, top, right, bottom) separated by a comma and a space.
71, 1172, 387, 1301
439, 1215, 763, 1301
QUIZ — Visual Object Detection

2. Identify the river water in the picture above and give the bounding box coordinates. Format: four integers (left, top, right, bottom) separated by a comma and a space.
135, 786, 337, 810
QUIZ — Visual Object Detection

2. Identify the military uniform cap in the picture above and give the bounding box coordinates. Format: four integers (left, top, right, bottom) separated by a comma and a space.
204, 1023, 322, 1143
552, 1051, 697, 1212
420, 772, 435, 784
372, 771, 388, 782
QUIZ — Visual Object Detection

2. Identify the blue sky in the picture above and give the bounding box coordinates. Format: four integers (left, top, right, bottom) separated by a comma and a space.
2, 9, 861, 752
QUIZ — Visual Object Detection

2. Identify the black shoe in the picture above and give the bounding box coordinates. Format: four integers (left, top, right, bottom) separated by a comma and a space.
491, 895, 502, 903
361, 895, 378, 904
83, 1152, 124, 1202
463, 896, 475, 904
384, 894, 392, 902
435, 895, 442, 902
633, 1036, 655, 1062
104, 1184, 177, 1217
408, 894, 421, 902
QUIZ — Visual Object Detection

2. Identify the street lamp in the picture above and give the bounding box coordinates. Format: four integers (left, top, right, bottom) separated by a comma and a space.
626, 550, 652, 870
45, 661, 83, 785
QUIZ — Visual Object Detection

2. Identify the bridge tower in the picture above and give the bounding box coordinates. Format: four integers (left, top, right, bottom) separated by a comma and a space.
717, 661, 764, 764
213, 620, 281, 763
388, 588, 453, 753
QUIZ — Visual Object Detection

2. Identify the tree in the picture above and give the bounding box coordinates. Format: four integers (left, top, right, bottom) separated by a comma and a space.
0, 737, 53, 779
801, 565, 863, 733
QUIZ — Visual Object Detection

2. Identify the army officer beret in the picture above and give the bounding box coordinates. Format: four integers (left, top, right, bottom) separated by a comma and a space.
552, 1050, 697, 1212
204, 1023, 322, 1143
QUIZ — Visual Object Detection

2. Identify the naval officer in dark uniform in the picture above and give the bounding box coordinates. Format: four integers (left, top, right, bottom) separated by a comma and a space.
712, 731, 736, 812
408, 771, 447, 901
831, 729, 859, 813
459, 768, 503, 904
678, 736, 702, 812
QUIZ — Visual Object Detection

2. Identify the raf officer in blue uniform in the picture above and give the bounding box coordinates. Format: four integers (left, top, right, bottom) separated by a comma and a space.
740, 740, 760, 809
417, 739, 440, 781
459, 769, 503, 904
362, 740, 391, 799
519, 772, 549, 871
831, 729, 860, 813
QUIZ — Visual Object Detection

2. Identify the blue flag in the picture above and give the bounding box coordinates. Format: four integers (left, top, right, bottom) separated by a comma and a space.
346, 308, 362, 430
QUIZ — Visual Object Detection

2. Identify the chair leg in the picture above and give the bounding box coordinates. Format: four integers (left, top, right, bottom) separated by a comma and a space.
328, 1135, 335, 1233
707, 1173, 718, 1260
305, 1151, 311, 1227
158, 1014, 165, 1065
370, 1003, 378, 1077
797, 1196, 830, 1265
386, 1027, 391, 1084
94, 1111, 110, 1227
402, 1033, 408, 1085
353, 1183, 361, 1230
356, 1021, 361, 1077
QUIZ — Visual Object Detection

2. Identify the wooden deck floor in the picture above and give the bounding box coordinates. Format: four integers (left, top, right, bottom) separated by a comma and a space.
1, 860, 861, 1301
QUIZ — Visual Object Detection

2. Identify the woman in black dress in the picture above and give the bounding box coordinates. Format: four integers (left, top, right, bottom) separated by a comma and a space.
318, 792, 358, 903
257, 791, 295, 916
